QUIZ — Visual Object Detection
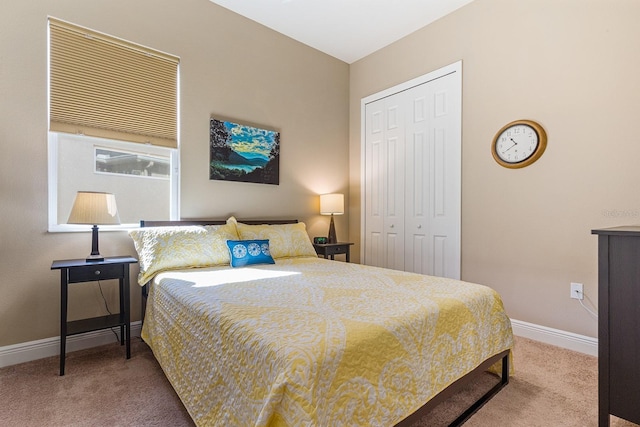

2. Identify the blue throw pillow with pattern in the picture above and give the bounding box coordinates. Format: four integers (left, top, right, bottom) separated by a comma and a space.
226, 239, 275, 267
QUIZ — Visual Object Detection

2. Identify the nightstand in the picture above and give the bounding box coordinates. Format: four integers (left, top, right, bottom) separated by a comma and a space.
313, 242, 354, 263
51, 256, 138, 376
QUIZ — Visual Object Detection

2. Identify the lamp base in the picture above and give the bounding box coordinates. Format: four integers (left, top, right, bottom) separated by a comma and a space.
86, 225, 104, 262
328, 214, 337, 244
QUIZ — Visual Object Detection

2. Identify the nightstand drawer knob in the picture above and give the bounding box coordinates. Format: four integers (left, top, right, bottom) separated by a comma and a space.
95, 270, 101, 275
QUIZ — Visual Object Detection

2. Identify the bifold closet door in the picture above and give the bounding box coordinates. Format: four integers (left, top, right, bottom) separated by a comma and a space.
363, 66, 460, 279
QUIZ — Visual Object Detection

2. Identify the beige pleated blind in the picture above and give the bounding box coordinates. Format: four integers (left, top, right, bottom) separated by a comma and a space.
49, 18, 179, 148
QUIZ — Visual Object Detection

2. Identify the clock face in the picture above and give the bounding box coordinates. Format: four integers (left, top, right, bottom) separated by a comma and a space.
491, 120, 547, 168
495, 124, 539, 163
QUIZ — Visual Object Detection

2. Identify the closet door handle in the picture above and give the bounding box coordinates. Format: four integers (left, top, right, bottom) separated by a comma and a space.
417, 225, 422, 229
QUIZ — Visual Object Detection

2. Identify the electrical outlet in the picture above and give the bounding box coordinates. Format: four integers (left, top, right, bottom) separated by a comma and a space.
570, 282, 584, 300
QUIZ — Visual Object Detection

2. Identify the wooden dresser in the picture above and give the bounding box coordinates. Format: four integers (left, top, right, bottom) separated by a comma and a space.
592, 226, 640, 426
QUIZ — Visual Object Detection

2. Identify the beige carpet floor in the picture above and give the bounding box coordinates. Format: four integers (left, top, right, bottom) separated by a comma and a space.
0, 335, 638, 426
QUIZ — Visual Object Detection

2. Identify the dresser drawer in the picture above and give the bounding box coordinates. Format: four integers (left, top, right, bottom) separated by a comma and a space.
68, 263, 124, 282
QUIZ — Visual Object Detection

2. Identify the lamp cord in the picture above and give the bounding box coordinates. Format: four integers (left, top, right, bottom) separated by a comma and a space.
97, 281, 121, 343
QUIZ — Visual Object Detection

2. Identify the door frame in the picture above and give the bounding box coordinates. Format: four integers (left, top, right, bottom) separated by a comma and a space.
360, 60, 462, 276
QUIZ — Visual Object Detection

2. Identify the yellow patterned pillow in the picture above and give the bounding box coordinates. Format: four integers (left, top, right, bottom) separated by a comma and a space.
129, 223, 239, 285
236, 221, 317, 259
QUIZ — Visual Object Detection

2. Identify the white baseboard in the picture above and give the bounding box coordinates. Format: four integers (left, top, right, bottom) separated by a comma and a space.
0, 321, 142, 369
510, 319, 598, 357
0, 319, 597, 368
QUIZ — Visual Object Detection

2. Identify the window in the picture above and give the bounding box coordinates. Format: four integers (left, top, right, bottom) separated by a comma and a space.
47, 18, 179, 231
48, 133, 178, 230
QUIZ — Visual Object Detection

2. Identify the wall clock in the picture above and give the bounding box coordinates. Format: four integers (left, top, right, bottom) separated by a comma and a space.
491, 119, 547, 168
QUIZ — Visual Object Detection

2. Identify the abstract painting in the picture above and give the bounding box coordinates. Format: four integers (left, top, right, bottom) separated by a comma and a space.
209, 118, 280, 185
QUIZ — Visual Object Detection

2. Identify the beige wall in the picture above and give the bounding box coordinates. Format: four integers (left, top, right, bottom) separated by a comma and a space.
350, 0, 640, 338
0, 0, 349, 346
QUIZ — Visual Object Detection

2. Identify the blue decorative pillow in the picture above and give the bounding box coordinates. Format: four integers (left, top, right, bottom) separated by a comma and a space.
226, 239, 275, 268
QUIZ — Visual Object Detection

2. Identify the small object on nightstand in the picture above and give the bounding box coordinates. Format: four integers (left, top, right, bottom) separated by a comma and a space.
51, 256, 137, 376
313, 242, 354, 263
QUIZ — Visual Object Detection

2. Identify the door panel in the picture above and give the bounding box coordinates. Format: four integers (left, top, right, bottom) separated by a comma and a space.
427, 74, 461, 279
365, 102, 383, 267
384, 100, 405, 271
405, 83, 430, 274
433, 235, 447, 277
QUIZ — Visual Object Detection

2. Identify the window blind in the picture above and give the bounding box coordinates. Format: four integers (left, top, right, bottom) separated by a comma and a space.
49, 18, 179, 148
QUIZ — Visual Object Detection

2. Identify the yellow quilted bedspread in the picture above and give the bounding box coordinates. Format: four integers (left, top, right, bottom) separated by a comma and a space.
141, 257, 513, 426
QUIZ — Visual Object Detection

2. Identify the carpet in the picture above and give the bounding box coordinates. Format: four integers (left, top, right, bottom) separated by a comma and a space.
0, 336, 637, 426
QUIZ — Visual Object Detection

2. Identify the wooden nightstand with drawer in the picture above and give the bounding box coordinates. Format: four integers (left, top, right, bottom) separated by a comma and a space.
51, 256, 137, 375
312, 242, 354, 263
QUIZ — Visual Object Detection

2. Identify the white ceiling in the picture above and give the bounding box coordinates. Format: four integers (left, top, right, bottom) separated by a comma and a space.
208, 0, 475, 64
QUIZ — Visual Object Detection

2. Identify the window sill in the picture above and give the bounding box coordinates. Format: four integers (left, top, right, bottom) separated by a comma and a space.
48, 223, 140, 233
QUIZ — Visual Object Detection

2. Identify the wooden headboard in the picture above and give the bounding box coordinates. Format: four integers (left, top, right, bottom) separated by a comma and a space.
140, 219, 298, 227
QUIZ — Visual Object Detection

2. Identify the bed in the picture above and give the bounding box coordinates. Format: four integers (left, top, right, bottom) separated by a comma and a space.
130, 217, 513, 427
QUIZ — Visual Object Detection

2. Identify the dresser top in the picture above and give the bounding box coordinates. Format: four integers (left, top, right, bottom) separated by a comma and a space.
592, 225, 640, 236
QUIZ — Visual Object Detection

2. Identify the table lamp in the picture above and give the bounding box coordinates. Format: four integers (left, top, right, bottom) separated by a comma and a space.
320, 193, 344, 244
67, 191, 120, 262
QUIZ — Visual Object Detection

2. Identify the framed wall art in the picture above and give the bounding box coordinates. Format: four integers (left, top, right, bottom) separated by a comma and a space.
209, 118, 280, 185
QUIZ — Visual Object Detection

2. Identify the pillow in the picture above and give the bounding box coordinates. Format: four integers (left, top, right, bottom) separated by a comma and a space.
226, 216, 239, 235
128, 223, 239, 285
205, 224, 240, 263
235, 222, 317, 259
226, 239, 275, 267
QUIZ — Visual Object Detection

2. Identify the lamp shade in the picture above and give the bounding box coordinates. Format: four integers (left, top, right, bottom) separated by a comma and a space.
320, 193, 344, 215
67, 191, 120, 225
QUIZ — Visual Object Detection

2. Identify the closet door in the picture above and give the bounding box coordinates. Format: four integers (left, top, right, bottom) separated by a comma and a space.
364, 96, 405, 270
404, 73, 461, 278
362, 62, 461, 279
